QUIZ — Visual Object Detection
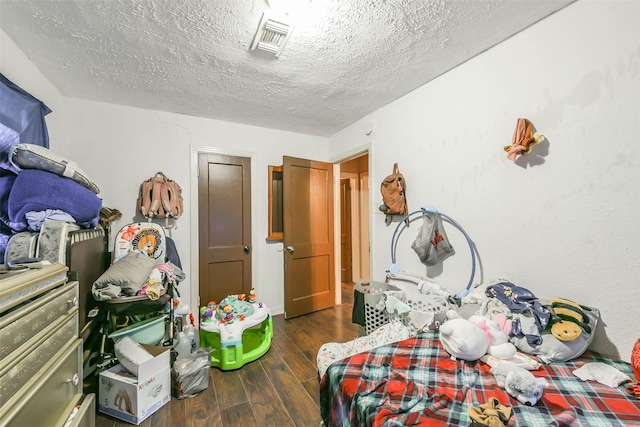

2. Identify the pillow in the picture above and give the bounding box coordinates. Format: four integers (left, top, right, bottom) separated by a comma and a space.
92, 251, 157, 299
11, 143, 100, 194
510, 304, 599, 363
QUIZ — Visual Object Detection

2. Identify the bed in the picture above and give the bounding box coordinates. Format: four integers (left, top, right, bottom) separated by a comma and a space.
319, 330, 640, 426
319, 278, 640, 427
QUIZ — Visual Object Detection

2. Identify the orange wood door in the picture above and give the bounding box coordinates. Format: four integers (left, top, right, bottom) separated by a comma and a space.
340, 178, 352, 282
197, 153, 251, 306
283, 155, 335, 318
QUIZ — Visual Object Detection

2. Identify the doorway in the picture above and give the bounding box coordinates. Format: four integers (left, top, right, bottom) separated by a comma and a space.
197, 152, 252, 306
340, 178, 353, 283
338, 153, 370, 288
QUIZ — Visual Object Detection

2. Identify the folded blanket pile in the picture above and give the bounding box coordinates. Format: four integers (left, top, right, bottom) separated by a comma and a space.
7, 169, 101, 231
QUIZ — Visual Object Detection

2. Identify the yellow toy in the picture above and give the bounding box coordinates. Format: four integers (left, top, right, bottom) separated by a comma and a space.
548, 297, 592, 341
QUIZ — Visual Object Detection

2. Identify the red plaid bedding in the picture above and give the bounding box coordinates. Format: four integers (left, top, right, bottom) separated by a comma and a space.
319, 332, 640, 426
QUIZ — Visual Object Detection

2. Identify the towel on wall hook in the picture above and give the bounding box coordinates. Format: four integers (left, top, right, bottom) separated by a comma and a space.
504, 118, 545, 161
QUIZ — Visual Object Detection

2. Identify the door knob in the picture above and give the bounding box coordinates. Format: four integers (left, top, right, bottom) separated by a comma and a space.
286, 246, 294, 254
244, 246, 251, 253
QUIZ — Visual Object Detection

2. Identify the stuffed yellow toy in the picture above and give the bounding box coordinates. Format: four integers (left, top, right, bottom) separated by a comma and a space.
548, 298, 592, 341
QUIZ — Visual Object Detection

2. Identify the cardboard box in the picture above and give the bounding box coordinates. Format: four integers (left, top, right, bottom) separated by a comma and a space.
98, 345, 171, 425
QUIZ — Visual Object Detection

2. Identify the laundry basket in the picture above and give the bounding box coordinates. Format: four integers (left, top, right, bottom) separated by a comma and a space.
354, 280, 400, 335
354, 279, 450, 335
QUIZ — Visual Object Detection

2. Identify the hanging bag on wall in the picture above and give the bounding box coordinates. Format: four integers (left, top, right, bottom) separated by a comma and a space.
379, 163, 408, 224
411, 210, 455, 266
139, 171, 184, 228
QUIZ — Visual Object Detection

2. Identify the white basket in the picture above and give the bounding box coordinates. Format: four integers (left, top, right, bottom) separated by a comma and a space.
355, 280, 400, 335
355, 279, 450, 335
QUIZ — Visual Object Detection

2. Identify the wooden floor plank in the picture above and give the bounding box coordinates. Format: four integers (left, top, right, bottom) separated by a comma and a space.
211, 367, 248, 410
219, 402, 258, 427
149, 401, 178, 427
261, 353, 322, 425
301, 377, 322, 408
271, 331, 319, 382
185, 370, 222, 427
239, 359, 296, 426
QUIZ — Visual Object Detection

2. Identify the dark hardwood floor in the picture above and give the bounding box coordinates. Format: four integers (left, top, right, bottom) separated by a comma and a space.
95, 283, 358, 427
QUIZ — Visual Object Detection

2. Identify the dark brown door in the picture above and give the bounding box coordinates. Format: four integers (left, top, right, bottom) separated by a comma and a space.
198, 153, 251, 306
340, 178, 352, 282
283, 155, 335, 318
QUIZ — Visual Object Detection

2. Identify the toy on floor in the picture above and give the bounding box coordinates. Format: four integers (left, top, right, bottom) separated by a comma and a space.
199, 292, 272, 370
491, 363, 548, 406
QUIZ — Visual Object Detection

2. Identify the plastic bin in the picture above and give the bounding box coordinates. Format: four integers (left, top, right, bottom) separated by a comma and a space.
354, 280, 400, 335
354, 279, 450, 335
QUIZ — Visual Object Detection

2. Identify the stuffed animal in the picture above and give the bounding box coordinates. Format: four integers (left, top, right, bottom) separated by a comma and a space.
469, 315, 517, 359
491, 364, 548, 406
439, 310, 488, 361
548, 297, 591, 341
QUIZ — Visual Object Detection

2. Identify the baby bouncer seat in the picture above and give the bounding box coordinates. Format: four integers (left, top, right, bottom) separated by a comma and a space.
199, 292, 273, 370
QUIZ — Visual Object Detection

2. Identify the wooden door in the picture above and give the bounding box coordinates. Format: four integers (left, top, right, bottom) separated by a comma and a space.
340, 178, 352, 282
283, 156, 335, 318
197, 153, 252, 306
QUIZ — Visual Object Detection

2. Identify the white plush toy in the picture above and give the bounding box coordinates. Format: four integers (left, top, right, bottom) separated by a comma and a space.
439, 310, 488, 361
468, 315, 517, 359
491, 364, 548, 406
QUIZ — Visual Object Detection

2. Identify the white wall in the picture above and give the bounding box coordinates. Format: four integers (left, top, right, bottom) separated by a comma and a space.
330, 0, 640, 362
1, 28, 329, 317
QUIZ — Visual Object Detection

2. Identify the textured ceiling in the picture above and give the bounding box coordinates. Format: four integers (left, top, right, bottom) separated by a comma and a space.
0, 0, 574, 137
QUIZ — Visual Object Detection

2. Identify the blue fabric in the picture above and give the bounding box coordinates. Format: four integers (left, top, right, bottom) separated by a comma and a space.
26, 209, 76, 231
7, 169, 101, 232
0, 221, 12, 262
486, 281, 551, 346
165, 236, 182, 269
0, 171, 17, 228
0, 73, 52, 173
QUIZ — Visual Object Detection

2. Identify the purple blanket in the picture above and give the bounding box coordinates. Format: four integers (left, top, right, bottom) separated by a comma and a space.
7, 169, 101, 231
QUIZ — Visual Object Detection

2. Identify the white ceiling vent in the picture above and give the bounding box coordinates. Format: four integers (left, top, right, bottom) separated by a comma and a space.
250, 13, 293, 57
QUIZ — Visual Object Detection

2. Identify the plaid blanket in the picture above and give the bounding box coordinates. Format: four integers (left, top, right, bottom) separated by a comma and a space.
320, 332, 640, 427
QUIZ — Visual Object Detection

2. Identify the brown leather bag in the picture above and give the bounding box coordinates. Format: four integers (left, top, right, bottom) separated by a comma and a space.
379, 163, 408, 223
139, 171, 184, 228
